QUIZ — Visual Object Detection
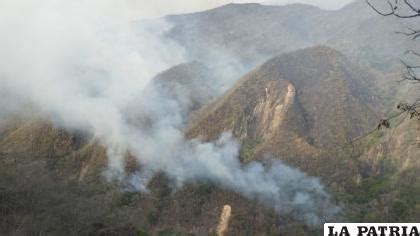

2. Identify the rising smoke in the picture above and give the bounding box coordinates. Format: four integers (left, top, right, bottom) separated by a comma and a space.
0, 0, 339, 225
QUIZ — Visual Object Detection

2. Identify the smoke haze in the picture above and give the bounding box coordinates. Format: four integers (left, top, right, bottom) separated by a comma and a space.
0, 0, 339, 225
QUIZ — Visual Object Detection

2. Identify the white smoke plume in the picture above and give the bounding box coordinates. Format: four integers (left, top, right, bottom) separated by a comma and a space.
0, 0, 339, 225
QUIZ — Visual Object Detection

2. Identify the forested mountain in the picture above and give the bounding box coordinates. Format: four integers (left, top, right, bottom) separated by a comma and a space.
1, 1, 419, 235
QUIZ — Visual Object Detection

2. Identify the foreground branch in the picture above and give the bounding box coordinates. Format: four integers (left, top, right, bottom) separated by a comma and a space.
366, 0, 420, 18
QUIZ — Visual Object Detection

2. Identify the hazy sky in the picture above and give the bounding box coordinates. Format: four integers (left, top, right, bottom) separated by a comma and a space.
126, 0, 356, 19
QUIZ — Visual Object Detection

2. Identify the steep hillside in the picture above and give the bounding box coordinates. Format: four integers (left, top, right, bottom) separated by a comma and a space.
187, 46, 420, 223
184, 48, 387, 217
188, 46, 380, 156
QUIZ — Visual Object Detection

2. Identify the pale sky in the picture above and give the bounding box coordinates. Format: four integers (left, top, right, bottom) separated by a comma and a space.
126, 0, 356, 19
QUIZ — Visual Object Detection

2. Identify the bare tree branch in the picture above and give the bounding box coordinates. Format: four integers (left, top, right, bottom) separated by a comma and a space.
399, 60, 420, 82
353, 0, 420, 144
403, 0, 420, 13
396, 27, 420, 39
366, 0, 420, 18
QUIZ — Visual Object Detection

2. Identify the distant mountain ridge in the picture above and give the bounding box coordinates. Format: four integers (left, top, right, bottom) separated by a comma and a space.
166, 1, 415, 75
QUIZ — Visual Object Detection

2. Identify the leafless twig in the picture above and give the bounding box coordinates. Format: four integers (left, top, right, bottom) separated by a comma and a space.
396, 27, 420, 39
366, 0, 420, 18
